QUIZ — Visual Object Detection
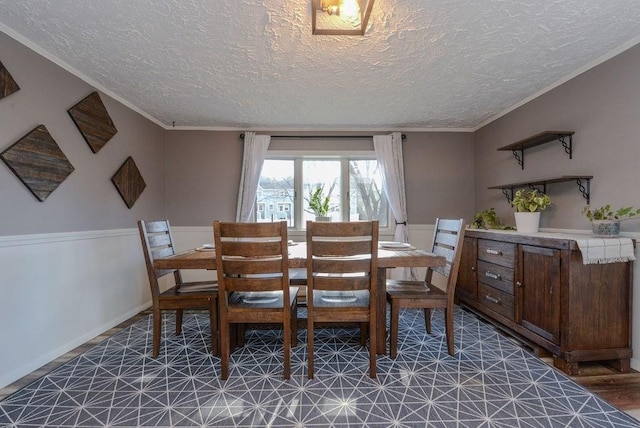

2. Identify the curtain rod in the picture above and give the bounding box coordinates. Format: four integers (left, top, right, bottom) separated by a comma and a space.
239, 133, 406, 140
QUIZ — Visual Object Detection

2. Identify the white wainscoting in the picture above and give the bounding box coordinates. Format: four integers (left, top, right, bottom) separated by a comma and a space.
0, 224, 637, 389
0, 229, 151, 389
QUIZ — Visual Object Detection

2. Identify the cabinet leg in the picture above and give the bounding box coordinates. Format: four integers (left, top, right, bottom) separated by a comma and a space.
604, 358, 631, 373
533, 346, 552, 358
553, 357, 579, 376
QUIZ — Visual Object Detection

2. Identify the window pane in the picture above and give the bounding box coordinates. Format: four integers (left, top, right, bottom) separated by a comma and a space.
257, 160, 295, 227
303, 160, 341, 222
349, 160, 388, 226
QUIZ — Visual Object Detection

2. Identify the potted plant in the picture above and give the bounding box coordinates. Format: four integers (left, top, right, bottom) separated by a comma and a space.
510, 189, 551, 233
470, 208, 515, 230
582, 204, 640, 236
305, 185, 332, 221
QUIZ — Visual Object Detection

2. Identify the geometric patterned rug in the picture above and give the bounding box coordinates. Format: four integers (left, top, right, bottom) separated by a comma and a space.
1, 307, 638, 427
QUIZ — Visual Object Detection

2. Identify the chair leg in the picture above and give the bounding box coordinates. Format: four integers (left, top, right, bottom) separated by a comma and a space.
175, 309, 183, 335
237, 324, 246, 347
284, 316, 291, 380
210, 298, 219, 356
153, 307, 162, 358
307, 316, 314, 379
369, 316, 376, 379
389, 300, 399, 359
445, 307, 455, 356
424, 308, 432, 334
359, 322, 367, 346
291, 302, 298, 347
220, 316, 230, 380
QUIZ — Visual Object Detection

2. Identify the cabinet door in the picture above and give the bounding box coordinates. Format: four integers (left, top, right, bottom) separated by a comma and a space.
455, 236, 477, 302
518, 245, 561, 344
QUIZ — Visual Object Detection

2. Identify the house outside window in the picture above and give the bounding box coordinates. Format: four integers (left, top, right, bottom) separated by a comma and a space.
257, 154, 388, 230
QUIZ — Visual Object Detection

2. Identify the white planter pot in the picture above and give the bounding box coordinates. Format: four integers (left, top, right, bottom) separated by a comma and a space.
514, 212, 540, 233
591, 220, 620, 236
315, 216, 331, 222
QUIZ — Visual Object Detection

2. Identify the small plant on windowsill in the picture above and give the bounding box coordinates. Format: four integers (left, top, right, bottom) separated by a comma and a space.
582, 204, 640, 236
510, 189, 551, 233
305, 185, 332, 220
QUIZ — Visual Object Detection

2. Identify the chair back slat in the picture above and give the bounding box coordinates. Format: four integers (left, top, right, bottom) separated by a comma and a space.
218, 221, 283, 237
307, 221, 374, 237
147, 233, 173, 249
221, 257, 285, 276
312, 275, 371, 291
433, 230, 459, 248
224, 276, 285, 292
144, 220, 171, 233
312, 257, 372, 275
310, 239, 372, 257
435, 218, 463, 232
219, 240, 283, 257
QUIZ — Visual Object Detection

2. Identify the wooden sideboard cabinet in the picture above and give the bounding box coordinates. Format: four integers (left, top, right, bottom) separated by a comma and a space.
456, 229, 633, 375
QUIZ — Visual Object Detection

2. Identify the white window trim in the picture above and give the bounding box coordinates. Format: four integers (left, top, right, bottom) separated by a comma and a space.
263, 150, 395, 237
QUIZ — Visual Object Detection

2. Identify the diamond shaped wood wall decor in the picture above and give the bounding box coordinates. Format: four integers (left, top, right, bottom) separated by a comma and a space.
68, 91, 117, 153
0, 60, 20, 100
0, 125, 75, 202
111, 156, 145, 209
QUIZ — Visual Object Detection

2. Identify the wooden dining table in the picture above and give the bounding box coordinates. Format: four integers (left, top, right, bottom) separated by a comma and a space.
154, 242, 446, 355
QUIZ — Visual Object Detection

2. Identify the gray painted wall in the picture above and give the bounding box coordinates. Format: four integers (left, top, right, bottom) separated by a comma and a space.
474, 43, 640, 233
0, 32, 166, 235
165, 130, 242, 225
163, 131, 476, 227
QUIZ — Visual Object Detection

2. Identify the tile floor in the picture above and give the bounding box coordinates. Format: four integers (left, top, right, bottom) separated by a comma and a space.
0, 307, 638, 427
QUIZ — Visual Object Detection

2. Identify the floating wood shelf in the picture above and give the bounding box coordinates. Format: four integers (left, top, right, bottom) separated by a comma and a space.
498, 131, 574, 169
489, 175, 592, 204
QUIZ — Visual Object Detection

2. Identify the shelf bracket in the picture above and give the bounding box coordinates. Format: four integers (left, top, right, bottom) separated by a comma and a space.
559, 135, 573, 159
576, 178, 590, 204
527, 183, 547, 194
512, 149, 524, 170
502, 188, 514, 203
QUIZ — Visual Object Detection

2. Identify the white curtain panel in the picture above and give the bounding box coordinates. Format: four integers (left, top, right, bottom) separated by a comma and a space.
235, 132, 271, 222
374, 132, 417, 280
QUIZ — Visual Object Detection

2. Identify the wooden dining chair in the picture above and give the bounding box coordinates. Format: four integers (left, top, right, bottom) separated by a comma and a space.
213, 220, 299, 380
386, 218, 465, 358
306, 220, 379, 379
137, 220, 218, 358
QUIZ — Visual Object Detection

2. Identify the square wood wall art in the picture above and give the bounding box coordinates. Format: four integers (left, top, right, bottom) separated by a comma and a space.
68, 91, 117, 153
0, 125, 75, 202
0, 60, 20, 100
111, 156, 146, 209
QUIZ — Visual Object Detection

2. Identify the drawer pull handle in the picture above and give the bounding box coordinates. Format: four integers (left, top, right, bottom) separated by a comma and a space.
485, 295, 501, 305
485, 271, 501, 280
486, 248, 502, 256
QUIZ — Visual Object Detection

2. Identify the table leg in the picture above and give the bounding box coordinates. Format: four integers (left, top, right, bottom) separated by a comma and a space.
376, 267, 388, 355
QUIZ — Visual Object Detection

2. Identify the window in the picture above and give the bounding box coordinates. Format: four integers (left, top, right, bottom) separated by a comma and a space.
257, 155, 388, 229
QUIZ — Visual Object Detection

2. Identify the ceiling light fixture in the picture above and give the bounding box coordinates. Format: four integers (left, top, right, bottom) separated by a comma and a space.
312, 0, 374, 36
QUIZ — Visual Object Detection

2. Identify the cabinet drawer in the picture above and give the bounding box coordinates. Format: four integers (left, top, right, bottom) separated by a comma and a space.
478, 283, 515, 321
478, 239, 516, 268
477, 260, 514, 295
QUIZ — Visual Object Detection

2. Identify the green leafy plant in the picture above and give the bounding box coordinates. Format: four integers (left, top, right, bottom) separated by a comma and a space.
470, 208, 515, 230
511, 189, 551, 213
582, 204, 640, 221
305, 185, 331, 217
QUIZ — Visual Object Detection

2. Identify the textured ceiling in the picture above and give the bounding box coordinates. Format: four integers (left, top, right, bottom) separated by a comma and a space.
1, 0, 640, 130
